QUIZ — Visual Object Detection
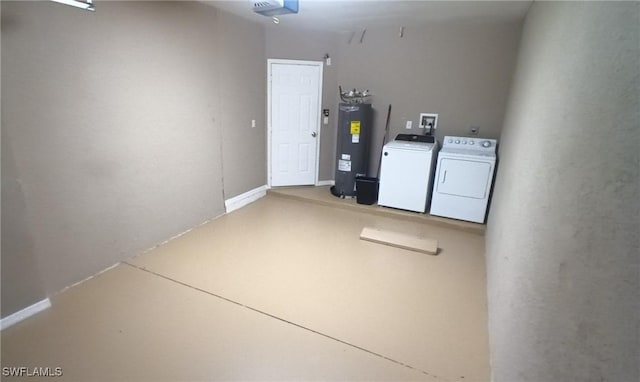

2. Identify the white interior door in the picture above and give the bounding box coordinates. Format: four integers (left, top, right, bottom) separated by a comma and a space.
268, 60, 322, 187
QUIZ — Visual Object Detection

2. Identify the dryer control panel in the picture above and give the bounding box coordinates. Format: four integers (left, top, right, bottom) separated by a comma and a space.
442, 136, 497, 153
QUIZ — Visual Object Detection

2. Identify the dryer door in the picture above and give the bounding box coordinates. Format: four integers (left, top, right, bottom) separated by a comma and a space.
436, 158, 492, 199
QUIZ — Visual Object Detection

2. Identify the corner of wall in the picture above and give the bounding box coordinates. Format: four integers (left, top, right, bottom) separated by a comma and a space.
485, 2, 640, 381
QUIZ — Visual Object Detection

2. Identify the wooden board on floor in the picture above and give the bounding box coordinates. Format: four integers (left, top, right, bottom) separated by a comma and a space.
360, 227, 438, 255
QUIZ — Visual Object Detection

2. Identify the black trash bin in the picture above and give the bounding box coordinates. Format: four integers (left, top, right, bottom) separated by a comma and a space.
355, 176, 379, 205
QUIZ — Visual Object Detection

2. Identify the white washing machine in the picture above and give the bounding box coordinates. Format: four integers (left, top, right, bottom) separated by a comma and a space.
430, 136, 497, 223
378, 140, 439, 213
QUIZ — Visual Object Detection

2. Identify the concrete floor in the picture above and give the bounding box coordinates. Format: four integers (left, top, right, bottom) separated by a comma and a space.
267, 185, 485, 235
1, 189, 490, 381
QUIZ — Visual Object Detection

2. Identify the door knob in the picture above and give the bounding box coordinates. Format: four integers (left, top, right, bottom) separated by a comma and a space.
311, 132, 317, 137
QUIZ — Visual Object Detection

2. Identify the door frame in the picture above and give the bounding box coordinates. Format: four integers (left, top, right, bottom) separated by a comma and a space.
267, 59, 324, 188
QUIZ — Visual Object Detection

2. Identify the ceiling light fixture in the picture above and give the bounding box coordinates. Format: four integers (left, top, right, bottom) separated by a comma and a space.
51, 0, 95, 12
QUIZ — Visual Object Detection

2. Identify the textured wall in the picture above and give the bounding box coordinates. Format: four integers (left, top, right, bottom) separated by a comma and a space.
218, 10, 267, 198
1, 134, 47, 316
265, 27, 340, 182
486, 2, 639, 381
336, 22, 522, 175
1, 1, 266, 317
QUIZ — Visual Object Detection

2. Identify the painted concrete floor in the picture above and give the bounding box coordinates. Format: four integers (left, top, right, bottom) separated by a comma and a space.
1, 192, 490, 381
267, 185, 485, 235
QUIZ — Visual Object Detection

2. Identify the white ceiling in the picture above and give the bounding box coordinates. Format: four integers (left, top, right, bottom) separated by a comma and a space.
204, 0, 532, 32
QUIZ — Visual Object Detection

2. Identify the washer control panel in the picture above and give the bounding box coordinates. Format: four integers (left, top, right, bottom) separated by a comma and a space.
442, 136, 497, 152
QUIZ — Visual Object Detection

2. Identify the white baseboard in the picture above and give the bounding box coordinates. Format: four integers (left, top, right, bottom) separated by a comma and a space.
1, 298, 51, 331
225, 185, 268, 213
316, 180, 335, 186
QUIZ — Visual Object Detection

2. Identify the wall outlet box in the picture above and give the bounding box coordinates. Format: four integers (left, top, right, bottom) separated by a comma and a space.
405, 120, 413, 129
419, 113, 438, 130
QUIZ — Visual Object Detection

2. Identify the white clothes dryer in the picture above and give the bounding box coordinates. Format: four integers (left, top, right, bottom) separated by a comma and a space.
430, 136, 497, 223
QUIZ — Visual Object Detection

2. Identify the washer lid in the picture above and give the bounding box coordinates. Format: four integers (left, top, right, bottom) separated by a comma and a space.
384, 140, 436, 151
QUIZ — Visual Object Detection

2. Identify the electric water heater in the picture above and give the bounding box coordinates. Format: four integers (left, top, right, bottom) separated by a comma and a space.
331, 103, 373, 197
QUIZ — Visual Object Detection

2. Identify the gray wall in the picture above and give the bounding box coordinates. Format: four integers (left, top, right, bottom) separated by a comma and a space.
2, 133, 47, 316
266, 22, 521, 180
336, 22, 522, 175
485, 2, 639, 381
265, 27, 340, 182
1, 1, 266, 318
218, 11, 267, 198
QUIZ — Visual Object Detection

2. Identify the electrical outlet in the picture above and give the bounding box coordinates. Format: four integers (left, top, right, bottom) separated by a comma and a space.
406, 120, 412, 129
251, 119, 256, 128
469, 126, 480, 135
419, 113, 438, 130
